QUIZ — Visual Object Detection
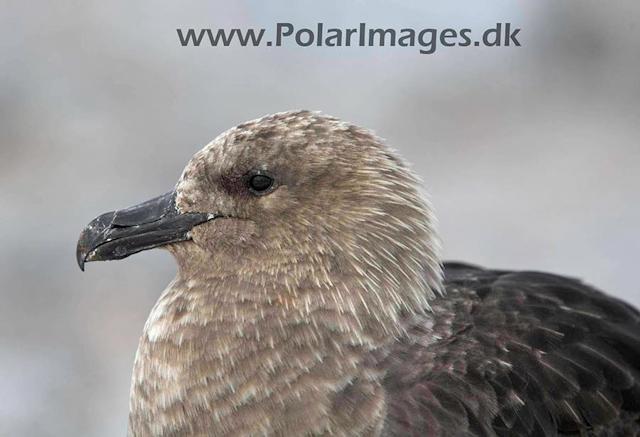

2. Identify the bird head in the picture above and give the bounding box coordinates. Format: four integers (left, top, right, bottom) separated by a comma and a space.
77, 111, 443, 316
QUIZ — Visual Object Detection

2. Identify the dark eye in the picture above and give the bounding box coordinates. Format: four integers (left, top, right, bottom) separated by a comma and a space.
248, 174, 274, 194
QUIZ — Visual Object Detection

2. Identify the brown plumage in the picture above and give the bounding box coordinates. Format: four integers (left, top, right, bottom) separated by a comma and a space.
77, 110, 640, 436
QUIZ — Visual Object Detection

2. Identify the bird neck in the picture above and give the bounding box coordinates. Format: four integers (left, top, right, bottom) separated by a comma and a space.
128, 273, 392, 435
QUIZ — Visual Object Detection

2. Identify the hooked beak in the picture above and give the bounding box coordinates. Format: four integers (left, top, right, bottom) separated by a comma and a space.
76, 190, 217, 271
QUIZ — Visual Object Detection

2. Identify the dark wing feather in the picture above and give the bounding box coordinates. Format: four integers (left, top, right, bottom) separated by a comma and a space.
380, 263, 640, 436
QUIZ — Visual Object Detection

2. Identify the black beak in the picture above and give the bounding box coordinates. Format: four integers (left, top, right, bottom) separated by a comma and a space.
76, 190, 216, 271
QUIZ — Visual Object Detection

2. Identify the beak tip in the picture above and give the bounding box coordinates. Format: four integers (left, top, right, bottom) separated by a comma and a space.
76, 243, 88, 272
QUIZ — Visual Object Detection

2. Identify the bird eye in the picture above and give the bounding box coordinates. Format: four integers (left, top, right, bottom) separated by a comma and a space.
248, 174, 274, 194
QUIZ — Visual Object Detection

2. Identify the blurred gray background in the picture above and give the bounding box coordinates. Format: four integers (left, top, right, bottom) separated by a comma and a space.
1, 0, 639, 435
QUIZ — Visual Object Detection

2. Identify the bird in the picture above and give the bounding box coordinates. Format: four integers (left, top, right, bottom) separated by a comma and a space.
77, 110, 640, 436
